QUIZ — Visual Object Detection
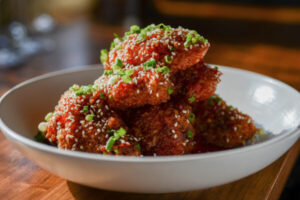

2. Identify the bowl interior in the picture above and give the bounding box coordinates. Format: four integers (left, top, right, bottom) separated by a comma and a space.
0, 65, 299, 145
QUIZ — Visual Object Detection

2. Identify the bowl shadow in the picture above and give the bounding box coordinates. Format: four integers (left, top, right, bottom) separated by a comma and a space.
66, 181, 196, 200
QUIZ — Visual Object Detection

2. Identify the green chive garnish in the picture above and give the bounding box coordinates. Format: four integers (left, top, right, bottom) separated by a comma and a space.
187, 130, 194, 138
121, 69, 134, 83
156, 66, 170, 74
168, 87, 173, 95
34, 131, 46, 143
45, 112, 53, 122
70, 84, 80, 92
114, 149, 119, 154
136, 144, 141, 151
188, 96, 195, 103
116, 127, 126, 138
130, 25, 140, 33
83, 106, 88, 112
100, 49, 108, 63
104, 70, 113, 76
106, 137, 116, 151
184, 30, 208, 48
188, 113, 195, 122
75, 90, 84, 96
169, 46, 175, 51
208, 98, 214, 105
112, 58, 123, 70
100, 92, 105, 99
164, 55, 173, 64
85, 114, 94, 121
105, 127, 127, 151
144, 59, 156, 70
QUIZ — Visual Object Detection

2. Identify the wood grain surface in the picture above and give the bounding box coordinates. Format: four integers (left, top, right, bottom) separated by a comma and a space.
0, 9, 300, 199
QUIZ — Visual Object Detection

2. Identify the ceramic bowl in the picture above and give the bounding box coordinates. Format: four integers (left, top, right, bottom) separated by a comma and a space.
0, 65, 299, 193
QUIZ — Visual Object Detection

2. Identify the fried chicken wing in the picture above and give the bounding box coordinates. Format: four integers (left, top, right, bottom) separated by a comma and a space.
172, 63, 221, 102
193, 95, 257, 148
96, 24, 211, 109
129, 101, 195, 155
104, 24, 209, 72
43, 85, 141, 156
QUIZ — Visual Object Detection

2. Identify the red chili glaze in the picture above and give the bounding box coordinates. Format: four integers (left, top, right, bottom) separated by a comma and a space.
45, 87, 141, 156
105, 28, 209, 72
129, 101, 195, 156
192, 95, 257, 148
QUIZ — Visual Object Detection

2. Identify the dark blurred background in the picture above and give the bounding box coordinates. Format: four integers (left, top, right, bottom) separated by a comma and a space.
0, 0, 299, 199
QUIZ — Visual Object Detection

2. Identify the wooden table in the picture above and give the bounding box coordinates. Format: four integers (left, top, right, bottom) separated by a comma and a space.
0, 18, 299, 200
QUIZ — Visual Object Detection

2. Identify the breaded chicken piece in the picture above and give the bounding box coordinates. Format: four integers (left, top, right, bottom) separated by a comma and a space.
104, 24, 209, 72
94, 65, 171, 109
172, 63, 221, 102
43, 85, 141, 156
193, 95, 257, 148
129, 101, 195, 156
96, 24, 210, 109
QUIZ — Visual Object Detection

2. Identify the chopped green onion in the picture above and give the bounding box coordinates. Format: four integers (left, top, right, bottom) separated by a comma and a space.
156, 23, 171, 31
136, 144, 141, 151
85, 114, 94, 121
168, 87, 173, 95
191, 37, 198, 44
164, 55, 173, 64
122, 75, 131, 83
122, 69, 134, 83
184, 30, 208, 47
156, 66, 170, 74
100, 49, 108, 63
114, 149, 119, 154
105, 127, 127, 151
75, 90, 84, 96
109, 95, 114, 100
144, 59, 156, 70
208, 98, 214, 105
188, 96, 195, 103
106, 137, 116, 151
116, 127, 126, 138
130, 25, 140, 33
100, 92, 105, 99
228, 105, 234, 109
112, 58, 123, 70
83, 106, 88, 112
45, 112, 53, 122
187, 130, 194, 138
38, 122, 48, 133
70, 84, 80, 92
214, 66, 219, 70
34, 131, 46, 143
169, 46, 175, 51
113, 33, 119, 38
188, 113, 195, 122
126, 69, 134, 76
117, 70, 125, 76
215, 96, 223, 101
104, 70, 113, 76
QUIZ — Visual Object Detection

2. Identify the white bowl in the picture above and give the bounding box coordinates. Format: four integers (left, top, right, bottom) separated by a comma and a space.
0, 64, 299, 193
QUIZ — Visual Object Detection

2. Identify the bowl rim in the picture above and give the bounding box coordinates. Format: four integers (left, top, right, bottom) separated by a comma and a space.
0, 64, 299, 163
